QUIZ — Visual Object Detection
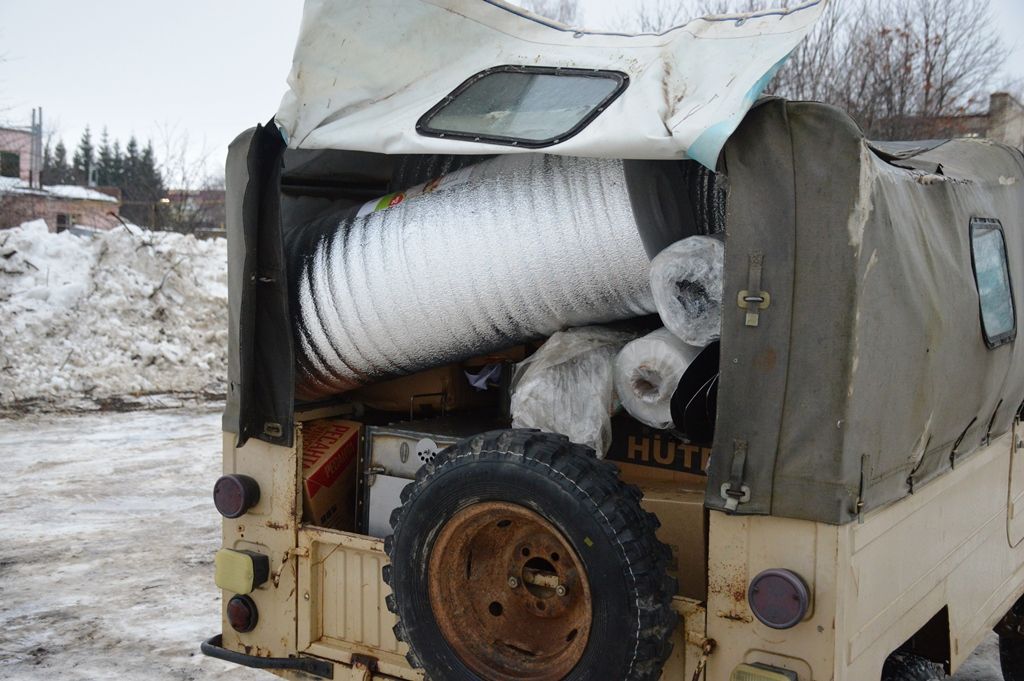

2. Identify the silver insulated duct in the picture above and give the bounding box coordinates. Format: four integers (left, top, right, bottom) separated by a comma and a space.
288, 154, 662, 400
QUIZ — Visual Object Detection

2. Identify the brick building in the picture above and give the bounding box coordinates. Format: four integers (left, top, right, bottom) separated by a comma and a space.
1, 122, 122, 232
0, 178, 122, 232
0, 126, 34, 183
910, 92, 1024, 148
986, 92, 1024, 149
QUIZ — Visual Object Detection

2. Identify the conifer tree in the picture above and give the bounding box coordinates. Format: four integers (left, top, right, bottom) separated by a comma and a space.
72, 126, 95, 185
95, 128, 115, 187
42, 141, 76, 185
38, 127, 174, 228
110, 140, 123, 187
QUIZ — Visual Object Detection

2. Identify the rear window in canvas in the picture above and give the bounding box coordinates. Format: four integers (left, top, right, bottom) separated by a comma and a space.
970, 217, 1016, 348
417, 65, 627, 148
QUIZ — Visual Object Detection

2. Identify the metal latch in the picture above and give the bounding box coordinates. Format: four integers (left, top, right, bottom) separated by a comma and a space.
351, 653, 379, 681
364, 464, 386, 487
721, 439, 751, 511
286, 546, 310, 560
737, 252, 770, 327
691, 639, 716, 681
720, 482, 751, 511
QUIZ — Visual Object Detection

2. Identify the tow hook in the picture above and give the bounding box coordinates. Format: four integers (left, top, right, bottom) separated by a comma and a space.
352, 653, 379, 681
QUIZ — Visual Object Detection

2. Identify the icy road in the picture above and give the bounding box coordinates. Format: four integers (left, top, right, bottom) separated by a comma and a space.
0, 407, 262, 680
0, 407, 1007, 680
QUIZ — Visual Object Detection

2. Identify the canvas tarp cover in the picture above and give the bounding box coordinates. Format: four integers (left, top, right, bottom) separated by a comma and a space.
707, 99, 1024, 524
274, 0, 824, 168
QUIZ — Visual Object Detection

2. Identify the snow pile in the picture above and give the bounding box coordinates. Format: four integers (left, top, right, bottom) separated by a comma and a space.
0, 220, 228, 408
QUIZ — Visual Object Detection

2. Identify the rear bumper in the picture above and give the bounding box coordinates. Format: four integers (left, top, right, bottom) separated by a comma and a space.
201, 634, 334, 679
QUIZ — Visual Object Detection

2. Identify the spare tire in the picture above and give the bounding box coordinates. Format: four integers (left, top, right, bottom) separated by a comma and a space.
383, 430, 677, 681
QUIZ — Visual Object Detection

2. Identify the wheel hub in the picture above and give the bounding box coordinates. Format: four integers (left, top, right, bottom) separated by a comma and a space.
427, 501, 593, 681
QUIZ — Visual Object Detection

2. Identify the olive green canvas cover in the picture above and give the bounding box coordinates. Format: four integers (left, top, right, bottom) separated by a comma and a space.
707, 99, 1024, 524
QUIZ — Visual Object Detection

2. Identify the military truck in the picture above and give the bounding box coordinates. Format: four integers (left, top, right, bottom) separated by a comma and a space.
201, 1, 1024, 679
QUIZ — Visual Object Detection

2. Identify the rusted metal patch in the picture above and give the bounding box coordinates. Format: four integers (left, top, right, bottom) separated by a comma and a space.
427, 501, 592, 681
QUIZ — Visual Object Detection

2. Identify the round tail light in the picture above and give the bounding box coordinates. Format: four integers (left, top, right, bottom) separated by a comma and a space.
213, 474, 260, 518
226, 594, 259, 633
748, 568, 810, 630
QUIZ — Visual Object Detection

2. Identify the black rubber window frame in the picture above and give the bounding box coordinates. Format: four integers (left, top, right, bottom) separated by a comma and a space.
416, 65, 629, 149
969, 216, 1017, 349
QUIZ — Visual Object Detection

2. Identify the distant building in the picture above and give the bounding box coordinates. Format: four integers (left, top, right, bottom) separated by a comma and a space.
986, 93, 1024, 149
164, 188, 226, 236
0, 178, 122, 232
914, 92, 1024, 148
0, 126, 34, 183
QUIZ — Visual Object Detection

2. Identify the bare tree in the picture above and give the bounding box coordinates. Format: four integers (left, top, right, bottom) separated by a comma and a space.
614, 0, 1006, 140
155, 123, 223, 234
768, 2, 855, 104
623, 0, 691, 33
518, 0, 579, 26
615, 0, 769, 34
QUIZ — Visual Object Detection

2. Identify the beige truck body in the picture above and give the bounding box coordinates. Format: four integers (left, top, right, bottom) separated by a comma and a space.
216, 417, 1024, 680
210, 7, 1024, 676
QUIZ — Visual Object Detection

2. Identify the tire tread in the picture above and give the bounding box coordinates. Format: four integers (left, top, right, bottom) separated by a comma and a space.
385, 429, 677, 681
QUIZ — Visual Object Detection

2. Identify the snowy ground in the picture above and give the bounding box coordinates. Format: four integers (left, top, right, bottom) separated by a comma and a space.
0, 407, 261, 681
0, 407, 1007, 680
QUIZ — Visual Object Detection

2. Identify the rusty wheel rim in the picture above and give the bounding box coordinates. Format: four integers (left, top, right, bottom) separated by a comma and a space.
427, 501, 593, 681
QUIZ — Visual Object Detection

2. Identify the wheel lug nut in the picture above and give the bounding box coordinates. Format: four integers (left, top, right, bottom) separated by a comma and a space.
508, 576, 520, 588
555, 585, 567, 597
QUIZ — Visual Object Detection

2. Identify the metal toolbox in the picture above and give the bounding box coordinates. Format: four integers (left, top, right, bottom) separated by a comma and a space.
359, 415, 507, 537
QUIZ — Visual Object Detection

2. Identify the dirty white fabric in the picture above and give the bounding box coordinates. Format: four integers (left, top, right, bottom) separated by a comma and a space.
650, 236, 725, 346
276, 0, 825, 168
510, 327, 635, 456
615, 328, 701, 430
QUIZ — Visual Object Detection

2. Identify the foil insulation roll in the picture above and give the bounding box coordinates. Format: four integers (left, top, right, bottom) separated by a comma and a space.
288, 155, 657, 399
614, 328, 701, 429
650, 236, 725, 347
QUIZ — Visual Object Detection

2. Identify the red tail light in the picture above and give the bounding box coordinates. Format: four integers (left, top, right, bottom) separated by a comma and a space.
226, 595, 259, 633
748, 569, 810, 630
213, 474, 260, 518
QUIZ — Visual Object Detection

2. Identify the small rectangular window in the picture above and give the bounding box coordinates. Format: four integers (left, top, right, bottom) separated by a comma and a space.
970, 217, 1016, 348
55, 213, 71, 233
417, 65, 628, 148
0, 151, 19, 178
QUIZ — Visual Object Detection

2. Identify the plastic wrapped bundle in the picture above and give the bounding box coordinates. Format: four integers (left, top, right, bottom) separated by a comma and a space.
615, 328, 701, 429
288, 154, 657, 400
650, 236, 725, 347
510, 327, 636, 456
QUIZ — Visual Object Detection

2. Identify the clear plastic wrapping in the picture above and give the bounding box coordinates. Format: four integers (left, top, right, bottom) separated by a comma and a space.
510, 327, 636, 456
650, 236, 725, 347
615, 328, 701, 429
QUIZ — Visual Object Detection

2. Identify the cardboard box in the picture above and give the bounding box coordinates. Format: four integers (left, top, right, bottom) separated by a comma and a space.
605, 414, 712, 487
301, 419, 361, 531
639, 480, 707, 601
346, 347, 526, 415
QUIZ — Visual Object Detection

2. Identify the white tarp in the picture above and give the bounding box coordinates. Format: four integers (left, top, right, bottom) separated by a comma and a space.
275, 0, 825, 168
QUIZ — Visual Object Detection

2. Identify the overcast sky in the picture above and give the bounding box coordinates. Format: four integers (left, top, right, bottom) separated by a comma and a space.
1, 0, 1021, 183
